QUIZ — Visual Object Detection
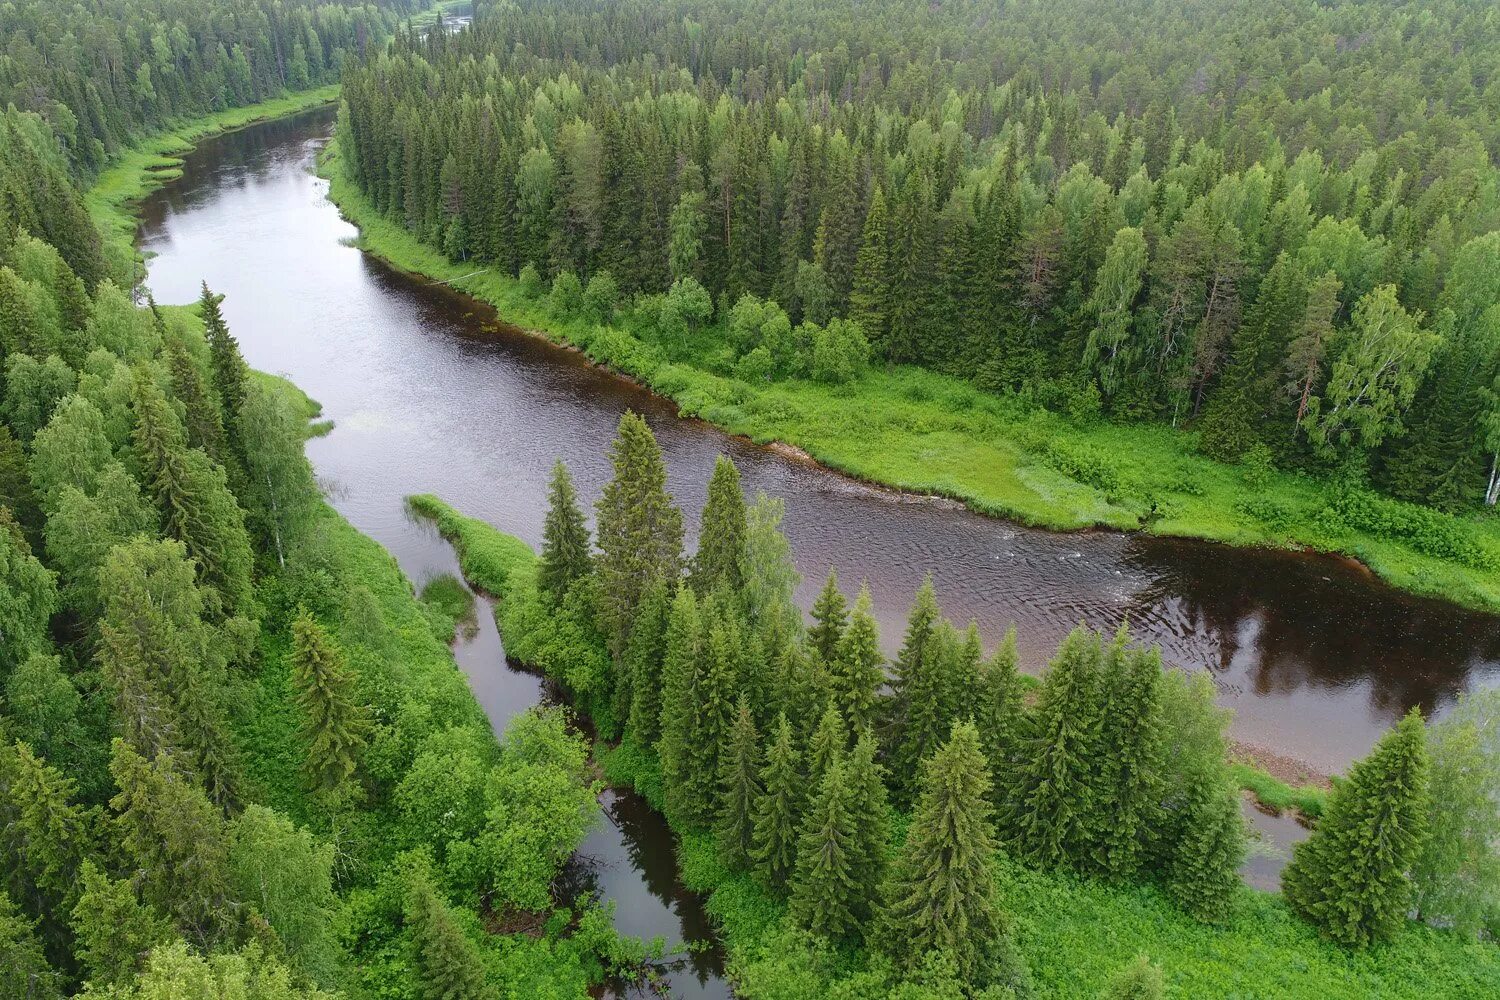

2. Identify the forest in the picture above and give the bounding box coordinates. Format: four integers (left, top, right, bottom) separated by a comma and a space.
337, 0, 1500, 541
410, 414, 1500, 996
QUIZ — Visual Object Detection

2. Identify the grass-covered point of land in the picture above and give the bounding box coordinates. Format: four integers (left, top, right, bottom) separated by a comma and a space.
406, 493, 1500, 999
322, 140, 1500, 616
87, 85, 341, 282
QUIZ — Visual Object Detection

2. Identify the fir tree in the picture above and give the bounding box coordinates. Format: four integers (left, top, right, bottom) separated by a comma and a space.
831, 582, 883, 732
165, 334, 226, 462
686, 607, 741, 826
595, 411, 684, 657
881, 721, 1017, 987
406, 871, 495, 1000
0, 890, 61, 1000
1003, 626, 1105, 868
623, 580, 671, 745
752, 713, 804, 887
1282, 709, 1431, 947
807, 567, 848, 667
0, 742, 91, 946
978, 625, 1027, 805
788, 759, 859, 939
537, 459, 591, 604
806, 701, 847, 791
849, 187, 892, 343
716, 695, 763, 867
200, 283, 248, 454
885, 576, 942, 797
690, 455, 747, 594
844, 726, 891, 925
1096, 635, 1167, 878
291, 612, 370, 800
658, 586, 704, 825
70, 861, 173, 988
891, 603, 955, 806
1163, 764, 1245, 921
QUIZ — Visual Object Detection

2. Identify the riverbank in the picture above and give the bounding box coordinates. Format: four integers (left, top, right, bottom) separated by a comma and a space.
408, 492, 1500, 999
85, 85, 342, 284
319, 137, 1500, 616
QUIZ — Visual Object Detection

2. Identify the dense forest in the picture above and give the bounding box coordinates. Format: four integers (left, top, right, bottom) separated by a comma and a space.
419, 413, 1500, 995
340, 0, 1500, 513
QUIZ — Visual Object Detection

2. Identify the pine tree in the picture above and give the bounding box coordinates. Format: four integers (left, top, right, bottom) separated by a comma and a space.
658, 586, 704, 825
70, 861, 173, 988
1282, 709, 1431, 947
406, 871, 495, 1000
199, 283, 248, 454
752, 713, 804, 888
690, 455, 747, 594
978, 625, 1027, 805
595, 411, 684, 657
1163, 764, 1245, 921
807, 567, 848, 667
844, 726, 890, 926
881, 721, 1016, 986
537, 459, 591, 604
830, 582, 883, 731
291, 612, 369, 800
108, 740, 235, 948
806, 702, 847, 791
130, 367, 253, 615
1096, 635, 1167, 878
788, 759, 859, 939
1003, 626, 1105, 868
623, 580, 671, 745
716, 695, 763, 867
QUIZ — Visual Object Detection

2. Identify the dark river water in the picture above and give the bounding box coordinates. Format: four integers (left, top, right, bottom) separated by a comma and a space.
135, 107, 1500, 979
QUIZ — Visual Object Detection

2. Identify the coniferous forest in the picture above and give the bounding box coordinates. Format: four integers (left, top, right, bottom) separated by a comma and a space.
2, 0, 1500, 997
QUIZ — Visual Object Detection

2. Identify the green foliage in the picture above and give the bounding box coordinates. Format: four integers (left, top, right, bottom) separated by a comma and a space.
1283, 710, 1432, 947
753, 713, 804, 888
70, 862, 173, 989
538, 460, 591, 604
228, 805, 341, 985
717, 695, 763, 867
788, 760, 860, 940
1099, 954, 1164, 1000
290, 612, 369, 801
692, 455, 748, 594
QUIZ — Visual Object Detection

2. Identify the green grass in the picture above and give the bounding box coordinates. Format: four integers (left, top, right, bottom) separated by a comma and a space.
406, 493, 535, 595
411, 495, 1500, 999
87, 85, 342, 283
1232, 763, 1329, 820
322, 138, 1500, 615
420, 572, 479, 642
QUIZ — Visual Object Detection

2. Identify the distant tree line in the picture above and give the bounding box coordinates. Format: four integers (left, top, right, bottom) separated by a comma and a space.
341, 0, 1500, 511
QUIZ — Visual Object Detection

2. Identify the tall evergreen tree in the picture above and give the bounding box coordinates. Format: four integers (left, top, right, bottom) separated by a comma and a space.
594, 411, 683, 657
0, 890, 61, 1000
406, 870, 495, 1000
844, 726, 890, 926
658, 586, 704, 825
806, 702, 847, 791
880, 721, 1020, 988
623, 580, 671, 744
1003, 626, 1105, 868
890, 592, 954, 805
690, 455, 747, 594
70, 862, 173, 988
199, 283, 248, 457
716, 695, 763, 867
978, 625, 1027, 806
1282, 709, 1431, 947
788, 759, 859, 939
1095, 635, 1167, 878
849, 187, 892, 343
807, 567, 848, 667
164, 334, 225, 462
830, 583, 883, 732
685, 606, 741, 826
537, 459, 591, 604
1163, 763, 1245, 921
291, 612, 369, 801
752, 712, 804, 888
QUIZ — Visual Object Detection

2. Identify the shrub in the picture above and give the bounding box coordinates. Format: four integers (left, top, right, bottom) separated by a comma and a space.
517, 262, 543, 298
547, 270, 584, 317
583, 270, 618, 323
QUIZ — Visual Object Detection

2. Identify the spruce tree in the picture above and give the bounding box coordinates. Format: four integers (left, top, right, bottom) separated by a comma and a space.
165, 334, 226, 462
1003, 626, 1105, 868
892, 613, 956, 807
537, 459, 591, 604
1164, 764, 1245, 921
0, 742, 91, 946
1282, 709, 1432, 947
806, 702, 847, 791
716, 695, 763, 867
850, 187, 892, 344
291, 612, 370, 801
844, 726, 890, 926
1096, 635, 1167, 878
831, 582, 883, 731
978, 625, 1027, 806
406, 871, 495, 1000
690, 455, 747, 594
199, 283, 248, 454
752, 713, 804, 888
623, 580, 671, 745
0, 890, 61, 1000
685, 605, 742, 826
788, 760, 859, 939
70, 862, 173, 988
886, 576, 942, 801
881, 721, 1016, 986
807, 567, 848, 667
594, 411, 684, 657
658, 586, 704, 825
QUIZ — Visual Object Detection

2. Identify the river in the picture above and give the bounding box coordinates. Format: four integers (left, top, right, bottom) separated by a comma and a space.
135, 106, 1500, 987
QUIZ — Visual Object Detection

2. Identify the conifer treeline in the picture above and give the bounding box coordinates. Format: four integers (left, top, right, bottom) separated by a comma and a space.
531, 408, 1496, 978
0, 0, 417, 176
341, 0, 1500, 510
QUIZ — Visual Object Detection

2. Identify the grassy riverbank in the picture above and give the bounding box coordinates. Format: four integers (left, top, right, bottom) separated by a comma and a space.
407, 493, 1500, 999
321, 138, 1500, 615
